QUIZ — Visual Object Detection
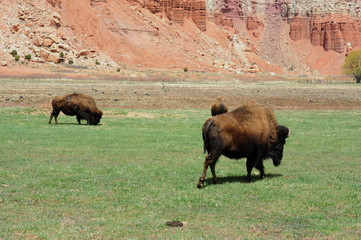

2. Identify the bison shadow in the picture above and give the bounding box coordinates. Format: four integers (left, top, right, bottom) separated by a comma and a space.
53, 122, 103, 126
53, 123, 81, 125
204, 173, 283, 186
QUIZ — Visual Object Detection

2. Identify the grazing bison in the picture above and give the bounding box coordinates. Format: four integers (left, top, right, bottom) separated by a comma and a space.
211, 97, 228, 116
197, 100, 290, 188
49, 93, 103, 125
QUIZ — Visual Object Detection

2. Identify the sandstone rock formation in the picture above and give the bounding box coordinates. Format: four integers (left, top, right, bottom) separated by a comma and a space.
205, 0, 361, 73
142, 0, 207, 31
289, 15, 361, 54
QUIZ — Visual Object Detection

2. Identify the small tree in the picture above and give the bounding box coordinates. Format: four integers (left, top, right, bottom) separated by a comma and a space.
343, 50, 361, 83
25, 54, 31, 60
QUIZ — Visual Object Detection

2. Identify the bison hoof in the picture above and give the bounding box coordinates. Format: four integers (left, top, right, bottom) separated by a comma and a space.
197, 178, 205, 188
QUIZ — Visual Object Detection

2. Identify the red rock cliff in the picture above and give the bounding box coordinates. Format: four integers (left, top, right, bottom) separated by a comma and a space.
289, 15, 361, 54
1, 0, 361, 76
142, 0, 207, 31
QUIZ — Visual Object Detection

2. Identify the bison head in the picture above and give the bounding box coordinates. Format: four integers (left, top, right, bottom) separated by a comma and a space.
89, 110, 103, 125
269, 125, 290, 166
90, 110, 103, 125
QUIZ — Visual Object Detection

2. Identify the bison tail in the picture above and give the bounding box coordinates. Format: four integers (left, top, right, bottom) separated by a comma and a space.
202, 118, 214, 154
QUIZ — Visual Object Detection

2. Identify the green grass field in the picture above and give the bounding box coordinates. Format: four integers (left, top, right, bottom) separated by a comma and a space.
0, 108, 360, 239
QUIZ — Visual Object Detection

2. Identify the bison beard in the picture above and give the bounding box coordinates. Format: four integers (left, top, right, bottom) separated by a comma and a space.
197, 101, 290, 188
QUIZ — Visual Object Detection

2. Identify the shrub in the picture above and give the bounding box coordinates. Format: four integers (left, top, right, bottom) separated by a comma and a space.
15, 55, 20, 61
59, 52, 64, 58
96, 60, 100, 65
117, 68, 121, 72
68, 60, 74, 65
24, 54, 31, 60
183, 67, 188, 72
11, 50, 17, 57
343, 50, 361, 83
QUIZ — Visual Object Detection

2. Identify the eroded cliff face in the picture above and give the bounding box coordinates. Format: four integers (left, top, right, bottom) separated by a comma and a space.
289, 15, 361, 54
204, 0, 361, 73
1, 0, 360, 75
286, 0, 361, 54
141, 0, 207, 31
206, 0, 361, 51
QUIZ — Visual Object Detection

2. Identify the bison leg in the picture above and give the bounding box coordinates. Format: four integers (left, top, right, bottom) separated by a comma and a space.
246, 159, 254, 183
210, 161, 219, 184
255, 161, 266, 179
49, 110, 60, 124
76, 115, 82, 125
49, 112, 54, 124
197, 152, 221, 188
246, 149, 265, 182
77, 112, 90, 125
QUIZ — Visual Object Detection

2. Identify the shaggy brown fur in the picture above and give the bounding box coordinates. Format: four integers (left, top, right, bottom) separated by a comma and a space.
211, 97, 228, 116
49, 93, 103, 125
198, 100, 290, 188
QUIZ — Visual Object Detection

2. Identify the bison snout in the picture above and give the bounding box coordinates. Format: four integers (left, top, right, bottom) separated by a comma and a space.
271, 153, 282, 167
273, 160, 281, 167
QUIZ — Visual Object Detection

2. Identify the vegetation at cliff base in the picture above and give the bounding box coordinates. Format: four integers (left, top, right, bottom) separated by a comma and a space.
343, 49, 361, 83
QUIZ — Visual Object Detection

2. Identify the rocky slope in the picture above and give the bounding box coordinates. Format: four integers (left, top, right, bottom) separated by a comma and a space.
0, 0, 360, 76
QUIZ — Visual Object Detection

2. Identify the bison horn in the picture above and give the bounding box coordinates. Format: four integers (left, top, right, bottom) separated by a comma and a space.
277, 125, 290, 139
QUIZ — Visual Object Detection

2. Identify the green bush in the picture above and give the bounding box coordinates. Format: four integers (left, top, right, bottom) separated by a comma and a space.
183, 67, 188, 72
24, 54, 31, 60
14, 55, 20, 61
343, 50, 361, 83
59, 52, 64, 58
96, 60, 100, 65
117, 68, 121, 72
68, 60, 74, 65
11, 50, 17, 57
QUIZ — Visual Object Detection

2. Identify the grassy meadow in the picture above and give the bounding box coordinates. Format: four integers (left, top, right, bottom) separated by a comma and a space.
0, 107, 360, 239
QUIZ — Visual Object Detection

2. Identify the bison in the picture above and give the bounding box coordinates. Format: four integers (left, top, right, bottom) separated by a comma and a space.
211, 97, 228, 116
197, 100, 290, 188
49, 93, 103, 125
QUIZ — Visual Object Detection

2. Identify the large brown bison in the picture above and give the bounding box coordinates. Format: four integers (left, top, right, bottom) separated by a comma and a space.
197, 100, 290, 188
49, 93, 103, 125
211, 97, 228, 116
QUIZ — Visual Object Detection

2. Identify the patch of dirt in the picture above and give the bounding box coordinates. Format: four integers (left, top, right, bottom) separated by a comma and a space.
0, 70, 360, 111
104, 110, 160, 118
